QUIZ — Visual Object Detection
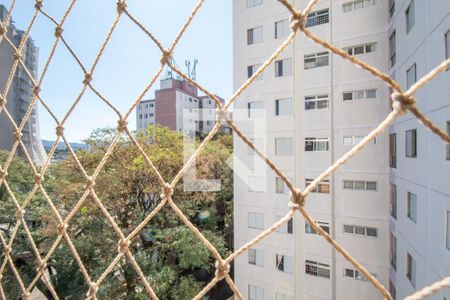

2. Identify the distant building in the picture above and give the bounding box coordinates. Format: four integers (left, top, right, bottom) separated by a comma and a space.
0, 5, 47, 165
136, 78, 230, 136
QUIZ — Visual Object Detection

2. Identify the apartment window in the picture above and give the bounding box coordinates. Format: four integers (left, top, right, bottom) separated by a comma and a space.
275, 19, 289, 39
342, 180, 377, 191
248, 176, 265, 192
407, 192, 417, 223
247, 101, 264, 118
305, 221, 330, 235
248, 212, 264, 229
406, 63, 417, 88
248, 138, 263, 155
276, 215, 293, 234
389, 0, 395, 17
247, 63, 263, 79
345, 43, 376, 56
248, 249, 264, 267
150, 103, 154, 107
276, 254, 293, 274
389, 31, 396, 67
275, 58, 292, 77
149, 113, 154, 117
305, 178, 330, 193
304, 94, 329, 110
405, 129, 417, 157
390, 183, 397, 219
343, 225, 378, 237
343, 136, 376, 146
275, 98, 292, 116
304, 52, 329, 69
248, 285, 264, 300
406, 252, 416, 286
405, 0, 415, 34
246, 0, 262, 9
446, 210, 450, 250
343, 0, 376, 12
344, 268, 378, 282
305, 137, 329, 151
446, 121, 450, 160
139, 114, 143, 119
343, 89, 377, 101
247, 26, 263, 45
276, 293, 294, 300
390, 133, 397, 168
275, 176, 292, 194
305, 9, 329, 28
305, 260, 330, 279
390, 232, 397, 269
389, 280, 397, 300
275, 137, 293, 156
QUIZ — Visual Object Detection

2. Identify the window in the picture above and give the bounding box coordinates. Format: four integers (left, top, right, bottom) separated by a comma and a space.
248, 176, 265, 192
248, 138, 263, 155
405, 0, 415, 33
276, 293, 294, 300
390, 133, 397, 167
343, 225, 378, 237
248, 285, 264, 300
345, 43, 376, 56
344, 268, 378, 282
305, 9, 329, 28
305, 260, 330, 279
446, 121, 450, 160
407, 192, 417, 223
304, 94, 329, 110
343, 0, 377, 12
304, 52, 329, 69
247, 26, 263, 45
275, 19, 289, 39
275, 176, 292, 194
389, 280, 397, 300
248, 212, 264, 229
389, 0, 395, 17
390, 232, 397, 269
389, 31, 396, 67
139, 114, 143, 119
390, 183, 397, 219
343, 89, 377, 101
406, 63, 417, 88
342, 180, 377, 191
247, 63, 263, 79
276, 216, 293, 234
275, 98, 292, 116
305, 221, 330, 235
305, 178, 330, 193
343, 136, 376, 146
405, 129, 417, 157
305, 137, 329, 151
406, 252, 416, 286
276, 254, 293, 273
248, 249, 264, 267
275, 58, 292, 77
446, 210, 450, 250
247, 101, 264, 118
246, 0, 262, 9
149, 113, 154, 117
275, 137, 293, 156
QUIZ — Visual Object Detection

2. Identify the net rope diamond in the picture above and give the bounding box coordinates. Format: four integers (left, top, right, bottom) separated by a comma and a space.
0, 0, 449, 299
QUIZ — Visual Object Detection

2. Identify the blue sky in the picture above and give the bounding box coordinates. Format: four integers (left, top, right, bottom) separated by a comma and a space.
2, 0, 232, 142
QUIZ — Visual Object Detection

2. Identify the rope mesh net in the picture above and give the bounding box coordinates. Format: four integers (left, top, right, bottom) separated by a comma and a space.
0, 0, 449, 299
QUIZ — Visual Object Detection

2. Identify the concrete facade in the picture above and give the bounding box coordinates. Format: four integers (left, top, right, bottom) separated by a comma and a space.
0, 5, 47, 165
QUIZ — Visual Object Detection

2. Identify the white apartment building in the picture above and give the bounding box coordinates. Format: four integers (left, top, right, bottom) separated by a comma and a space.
387, 1, 450, 299
233, 0, 393, 299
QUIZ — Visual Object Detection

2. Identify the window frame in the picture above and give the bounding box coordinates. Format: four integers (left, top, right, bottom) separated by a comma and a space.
390, 133, 397, 168
342, 89, 377, 101
305, 137, 329, 152
304, 52, 329, 69
406, 252, 416, 287
345, 43, 377, 56
305, 260, 331, 279
305, 178, 330, 193
390, 232, 397, 269
275, 19, 289, 39
406, 63, 417, 89
275, 58, 292, 77
390, 183, 397, 219
407, 191, 417, 223
248, 248, 264, 267
275, 97, 293, 116
389, 31, 396, 67
247, 26, 263, 45
342, 180, 377, 191
343, 224, 378, 238
305, 221, 330, 235
304, 94, 329, 110
276, 254, 293, 274
246, 0, 263, 9
275, 137, 293, 156
405, 0, 415, 34
248, 212, 264, 229
405, 129, 417, 158
305, 9, 330, 28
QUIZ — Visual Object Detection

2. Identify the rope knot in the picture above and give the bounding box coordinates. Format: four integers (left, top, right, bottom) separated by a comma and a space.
288, 189, 304, 210
15, 209, 25, 221
215, 108, 229, 125
12, 51, 21, 61
289, 12, 306, 32
3, 246, 11, 256
34, 0, 43, 10
0, 168, 8, 179
87, 282, 99, 298
391, 92, 415, 113
35, 174, 43, 185
37, 262, 47, 273
57, 223, 68, 236
55, 125, 64, 136
54, 25, 63, 37
214, 260, 230, 279
117, 0, 127, 13
118, 239, 130, 254
85, 176, 96, 189
13, 130, 23, 142
117, 119, 128, 132
160, 50, 172, 65
83, 72, 92, 85
160, 183, 173, 199
33, 86, 41, 96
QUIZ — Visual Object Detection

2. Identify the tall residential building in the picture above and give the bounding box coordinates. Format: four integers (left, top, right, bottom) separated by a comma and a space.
136, 77, 228, 135
0, 5, 47, 165
233, 0, 392, 299
387, 1, 450, 299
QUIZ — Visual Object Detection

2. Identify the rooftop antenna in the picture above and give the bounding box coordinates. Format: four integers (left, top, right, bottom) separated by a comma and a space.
185, 58, 198, 80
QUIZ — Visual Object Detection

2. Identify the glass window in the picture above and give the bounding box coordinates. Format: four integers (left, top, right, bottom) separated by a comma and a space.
406, 252, 416, 286
406, 129, 417, 157
248, 176, 265, 192
275, 98, 293, 116
247, 26, 263, 45
275, 19, 289, 39
305, 9, 329, 28
390, 133, 397, 167
248, 284, 264, 300
305, 95, 329, 110
248, 212, 264, 229
406, 63, 417, 88
390, 31, 396, 67
246, 0, 263, 9
390, 232, 397, 269
390, 183, 397, 219
248, 248, 264, 266
407, 192, 417, 223
275, 58, 292, 77
275, 137, 293, 156
446, 210, 450, 250
248, 101, 264, 118
406, 0, 415, 33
